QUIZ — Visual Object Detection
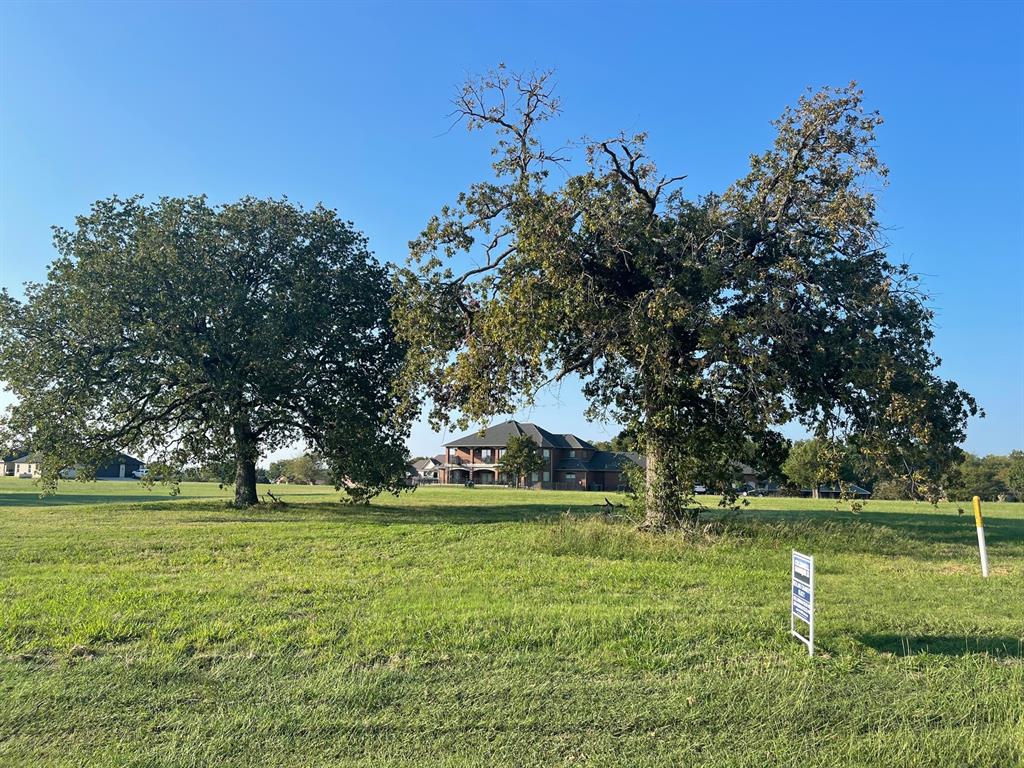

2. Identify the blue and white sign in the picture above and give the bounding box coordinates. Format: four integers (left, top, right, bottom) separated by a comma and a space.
791, 550, 814, 656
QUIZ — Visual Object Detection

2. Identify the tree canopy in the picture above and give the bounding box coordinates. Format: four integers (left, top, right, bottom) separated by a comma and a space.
392, 67, 979, 527
0, 195, 409, 505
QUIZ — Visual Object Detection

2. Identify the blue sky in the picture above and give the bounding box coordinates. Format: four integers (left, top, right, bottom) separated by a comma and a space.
1, 1, 1021, 460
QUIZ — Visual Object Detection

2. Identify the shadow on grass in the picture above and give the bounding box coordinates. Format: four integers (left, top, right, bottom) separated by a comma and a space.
859, 633, 1024, 658
0, 491, 190, 508
6, 488, 1021, 554
184, 501, 569, 527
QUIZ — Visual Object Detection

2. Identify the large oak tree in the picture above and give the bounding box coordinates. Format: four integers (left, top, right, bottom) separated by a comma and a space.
0, 196, 410, 505
392, 67, 979, 528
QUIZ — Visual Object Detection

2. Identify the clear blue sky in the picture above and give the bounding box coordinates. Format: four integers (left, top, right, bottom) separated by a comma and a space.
1, 1, 1021, 460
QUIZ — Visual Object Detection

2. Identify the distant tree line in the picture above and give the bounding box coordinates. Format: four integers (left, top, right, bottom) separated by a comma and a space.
778, 439, 1022, 502
167, 452, 335, 487
596, 428, 1022, 502
266, 453, 330, 485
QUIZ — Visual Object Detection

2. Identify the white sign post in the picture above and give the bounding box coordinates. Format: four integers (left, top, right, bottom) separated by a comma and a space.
791, 550, 814, 656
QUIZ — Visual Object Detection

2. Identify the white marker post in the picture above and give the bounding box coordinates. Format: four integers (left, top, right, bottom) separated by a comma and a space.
791, 550, 814, 656
973, 496, 989, 578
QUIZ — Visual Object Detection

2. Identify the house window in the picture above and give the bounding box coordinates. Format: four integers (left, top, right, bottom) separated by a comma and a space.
542, 449, 550, 459
531, 472, 540, 482
481, 449, 493, 463
565, 472, 575, 480
543, 471, 550, 482
569, 450, 576, 458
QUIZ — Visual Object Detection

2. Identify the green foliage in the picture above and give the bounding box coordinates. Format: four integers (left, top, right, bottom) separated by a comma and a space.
1006, 450, 1024, 501
736, 432, 791, 484
944, 453, 1012, 502
391, 67, 978, 527
267, 453, 328, 485
870, 478, 916, 501
593, 425, 641, 453
182, 460, 236, 484
782, 440, 822, 490
781, 438, 861, 490
499, 434, 545, 487
0, 196, 410, 506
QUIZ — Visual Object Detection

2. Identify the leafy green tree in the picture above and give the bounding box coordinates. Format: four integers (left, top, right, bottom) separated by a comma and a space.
267, 459, 289, 484
280, 453, 328, 485
0, 196, 409, 506
186, 460, 235, 483
392, 67, 978, 528
869, 479, 908, 501
593, 427, 640, 453
737, 433, 791, 485
1005, 450, 1024, 501
605, 425, 642, 453
944, 454, 1009, 502
500, 434, 545, 488
783, 438, 871, 496
782, 440, 825, 496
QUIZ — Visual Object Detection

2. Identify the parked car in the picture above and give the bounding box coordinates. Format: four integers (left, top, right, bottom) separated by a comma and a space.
132, 467, 148, 479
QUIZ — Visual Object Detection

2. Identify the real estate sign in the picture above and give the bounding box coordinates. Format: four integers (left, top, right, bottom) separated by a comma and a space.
791, 550, 814, 656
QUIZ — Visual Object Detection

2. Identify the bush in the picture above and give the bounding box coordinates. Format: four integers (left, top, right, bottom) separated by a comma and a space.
871, 480, 914, 501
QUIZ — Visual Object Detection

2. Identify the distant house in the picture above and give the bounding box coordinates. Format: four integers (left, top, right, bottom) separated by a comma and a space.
732, 462, 759, 488
14, 452, 144, 480
410, 456, 443, 484
13, 454, 42, 478
803, 483, 871, 499
94, 453, 145, 480
438, 420, 643, 491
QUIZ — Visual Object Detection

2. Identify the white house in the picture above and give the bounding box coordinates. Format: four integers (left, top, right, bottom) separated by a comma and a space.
13, 454, 41, 478
410, 455, 444, 483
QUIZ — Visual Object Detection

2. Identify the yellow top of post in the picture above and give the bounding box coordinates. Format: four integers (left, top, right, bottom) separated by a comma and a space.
972, 495, 984, 528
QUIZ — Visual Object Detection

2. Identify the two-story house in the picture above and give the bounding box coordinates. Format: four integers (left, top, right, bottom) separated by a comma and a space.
438, 420, 643, 491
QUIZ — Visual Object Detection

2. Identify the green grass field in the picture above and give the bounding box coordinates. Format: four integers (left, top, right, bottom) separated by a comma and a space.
0, 478, 1021, 767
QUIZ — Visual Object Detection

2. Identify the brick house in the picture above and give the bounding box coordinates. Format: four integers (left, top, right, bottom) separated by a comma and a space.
438, 420, 643, 491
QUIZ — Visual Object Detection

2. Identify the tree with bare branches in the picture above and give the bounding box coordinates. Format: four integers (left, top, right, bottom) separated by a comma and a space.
392, 66, 979, 528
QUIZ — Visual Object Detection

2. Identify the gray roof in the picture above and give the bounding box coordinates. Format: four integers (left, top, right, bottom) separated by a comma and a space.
12, 452, 140, 466
444, 420, 597, 451
556, 450, 644, 472
733, 461, 757, 476
412, 457, 441, 471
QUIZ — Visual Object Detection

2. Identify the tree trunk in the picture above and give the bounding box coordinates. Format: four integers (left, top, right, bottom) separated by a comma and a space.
812, 486, 820, 499
233, 421, 259, 507
643, 435, 675, 529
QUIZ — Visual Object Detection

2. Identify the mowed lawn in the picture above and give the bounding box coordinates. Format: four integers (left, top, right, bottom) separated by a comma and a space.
0, 479, 1021, 767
